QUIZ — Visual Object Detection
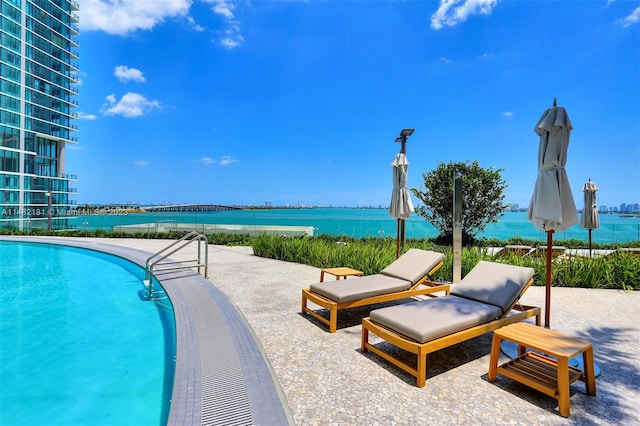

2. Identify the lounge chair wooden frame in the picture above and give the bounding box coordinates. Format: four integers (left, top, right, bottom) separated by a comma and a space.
606, 248, 640, 258
361, 278, 541, 387
527, 246, 567, 259
495, 245, 533, 257
301, 262, 449, 333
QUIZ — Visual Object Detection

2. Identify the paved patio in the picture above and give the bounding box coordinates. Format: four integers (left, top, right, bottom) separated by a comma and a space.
202, 243, 639, 425
9, 237, 640, 425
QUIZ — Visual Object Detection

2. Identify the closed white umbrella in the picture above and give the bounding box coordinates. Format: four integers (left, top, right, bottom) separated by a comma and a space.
527, 99, 578, 328
581, 179, 600, 257
389, 152, 414, 258
390, 153, 414, 219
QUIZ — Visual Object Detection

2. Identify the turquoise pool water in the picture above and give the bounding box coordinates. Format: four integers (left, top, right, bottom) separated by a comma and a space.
0, 241, 175, 425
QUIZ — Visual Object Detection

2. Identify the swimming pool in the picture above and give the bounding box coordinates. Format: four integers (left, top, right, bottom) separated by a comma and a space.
0, 241, 175, 425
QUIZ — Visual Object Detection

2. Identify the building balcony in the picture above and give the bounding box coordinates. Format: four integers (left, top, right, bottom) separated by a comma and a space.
34, 171, 78, 180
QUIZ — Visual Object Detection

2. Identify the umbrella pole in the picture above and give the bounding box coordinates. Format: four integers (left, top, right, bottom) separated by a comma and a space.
396, 219, 401, 259
589, 229, 593, 258
545, 230, 554, 328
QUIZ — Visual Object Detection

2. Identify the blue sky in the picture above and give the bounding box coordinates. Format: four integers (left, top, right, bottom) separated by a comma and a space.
71, 0, 640, 208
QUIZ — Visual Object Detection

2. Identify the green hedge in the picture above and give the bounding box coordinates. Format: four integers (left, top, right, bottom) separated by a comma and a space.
250, 235, 638, 291
2, 230, 637, 290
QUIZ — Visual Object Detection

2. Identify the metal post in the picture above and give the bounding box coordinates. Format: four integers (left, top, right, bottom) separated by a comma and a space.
396, 219, 401, 259
400, 218, 406, 254
453, 170, 463, 283
544, 230, 554, 328
46, 186, 52, 231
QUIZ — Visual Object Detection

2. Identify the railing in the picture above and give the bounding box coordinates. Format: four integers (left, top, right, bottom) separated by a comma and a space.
57, 212, 640, 244
143, 231, 209, 300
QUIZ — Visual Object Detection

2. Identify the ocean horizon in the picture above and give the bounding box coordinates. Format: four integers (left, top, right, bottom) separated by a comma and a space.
73, 208, 640, 244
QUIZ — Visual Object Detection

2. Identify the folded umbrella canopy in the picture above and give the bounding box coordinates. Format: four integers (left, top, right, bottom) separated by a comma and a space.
389, 153, 414, 258
527, 100, 578, 328
581, 179, 600, 257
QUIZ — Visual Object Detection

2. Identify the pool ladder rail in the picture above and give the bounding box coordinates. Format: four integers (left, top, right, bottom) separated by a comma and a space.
143, 231, 209, 300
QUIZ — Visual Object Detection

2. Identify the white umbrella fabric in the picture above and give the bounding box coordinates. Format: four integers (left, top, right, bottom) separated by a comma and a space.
581, 179, 600, 257
389, 153, 414, 258
527, 100, 578, 328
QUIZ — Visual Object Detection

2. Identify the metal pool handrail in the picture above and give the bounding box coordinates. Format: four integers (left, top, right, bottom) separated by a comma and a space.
144, 231, 209, 299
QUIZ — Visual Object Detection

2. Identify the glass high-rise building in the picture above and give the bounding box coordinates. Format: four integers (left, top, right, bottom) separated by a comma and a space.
1, 0, 79, 230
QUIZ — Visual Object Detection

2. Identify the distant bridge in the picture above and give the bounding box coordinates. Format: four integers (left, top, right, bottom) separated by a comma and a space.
143, 204, 241, 213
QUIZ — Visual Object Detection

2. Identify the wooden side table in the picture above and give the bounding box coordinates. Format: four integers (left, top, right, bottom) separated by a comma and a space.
319, 267, 364, 282
488, 322, 596, 417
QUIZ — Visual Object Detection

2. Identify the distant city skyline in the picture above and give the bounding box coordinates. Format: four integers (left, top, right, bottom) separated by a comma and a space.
598, 203, 640, 213
509, 202, 640, 214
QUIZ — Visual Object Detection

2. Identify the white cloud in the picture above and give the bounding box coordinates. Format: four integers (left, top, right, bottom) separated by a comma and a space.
187, 16, 205, 32
219, 155, 238, 166
77, 0, 192, 35
220, 35, 244, 49
616, 7, 640, 28
440, 57, 453, 64
431, 0, 500, 30
77, 111, 98, 120
201, 155, 238, 166
211, 0, 235, 19
115, 66, 146, 83
501, 111, 514, 118
78, 0, 244, 49
204, 0, 244, 49
133, 161, 151, 166
102, 93, 161, 118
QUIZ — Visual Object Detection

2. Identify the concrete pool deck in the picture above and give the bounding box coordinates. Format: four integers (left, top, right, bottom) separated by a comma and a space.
5, 237, 639, 425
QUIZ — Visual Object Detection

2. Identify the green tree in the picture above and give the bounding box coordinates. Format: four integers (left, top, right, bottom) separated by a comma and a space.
411, 161, 508, 245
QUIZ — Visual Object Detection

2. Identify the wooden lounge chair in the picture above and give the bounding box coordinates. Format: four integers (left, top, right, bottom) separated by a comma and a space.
605, 247, 640, 258
494, 245, 533, 257
361, 261, 541, 387
527, 245, 567, 259
301, 249, 450, 333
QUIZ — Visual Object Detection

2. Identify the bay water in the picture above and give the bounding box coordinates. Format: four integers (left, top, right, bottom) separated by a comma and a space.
74, 208, 639, 244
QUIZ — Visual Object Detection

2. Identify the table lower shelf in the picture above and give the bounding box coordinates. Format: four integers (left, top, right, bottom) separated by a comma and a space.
497, 352, 584, 398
